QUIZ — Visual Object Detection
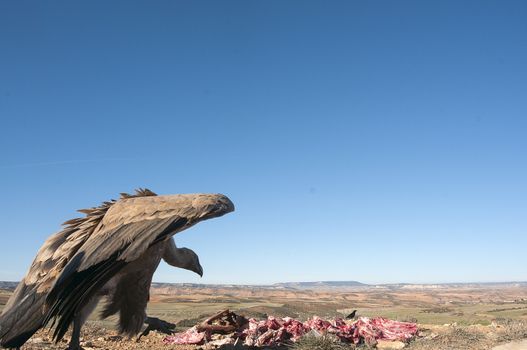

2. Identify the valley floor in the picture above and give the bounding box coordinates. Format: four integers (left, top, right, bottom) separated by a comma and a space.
1, 284, 526, 349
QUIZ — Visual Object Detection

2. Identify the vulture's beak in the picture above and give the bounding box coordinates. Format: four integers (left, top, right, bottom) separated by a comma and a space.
194, 263, 203, 277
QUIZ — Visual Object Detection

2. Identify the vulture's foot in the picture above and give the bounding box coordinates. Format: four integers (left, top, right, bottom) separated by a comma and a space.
138, 316, 176, 340
66, 344, 83, 350
66, 336, 83, 350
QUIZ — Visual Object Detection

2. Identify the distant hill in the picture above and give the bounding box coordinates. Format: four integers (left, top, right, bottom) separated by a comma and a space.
273, 281, 369, 289
148, 280, 527, 291
2, 280, 526, 293
0, 281, 18, 290
151, 282, 274, 289
379, 281, 527, 290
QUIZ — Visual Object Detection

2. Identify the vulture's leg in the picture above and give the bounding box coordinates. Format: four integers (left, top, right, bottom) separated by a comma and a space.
137, 239, 199, 340
68, 315, 82, 350
68, 297, 99, 350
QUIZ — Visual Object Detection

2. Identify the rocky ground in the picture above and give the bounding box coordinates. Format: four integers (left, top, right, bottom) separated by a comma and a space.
405, 319, 527, 350
16, 318, 527, 350
18, 324, 184, 350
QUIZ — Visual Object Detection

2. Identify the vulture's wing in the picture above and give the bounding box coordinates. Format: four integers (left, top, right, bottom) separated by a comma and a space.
0, 217, 104, 347
0, 229, 80, 348
0, 189, 156, 348
44, 193, 234, 342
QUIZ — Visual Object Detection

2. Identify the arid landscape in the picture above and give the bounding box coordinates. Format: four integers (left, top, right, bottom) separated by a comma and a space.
2, 0, 526, 349
2, 281, 526, 349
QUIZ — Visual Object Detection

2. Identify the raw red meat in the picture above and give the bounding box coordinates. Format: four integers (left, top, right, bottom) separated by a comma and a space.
163, 326, 206, 345
163, 310, 418, 347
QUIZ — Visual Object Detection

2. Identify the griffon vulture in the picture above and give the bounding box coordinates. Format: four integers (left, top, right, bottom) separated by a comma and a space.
0, 189, 234, 349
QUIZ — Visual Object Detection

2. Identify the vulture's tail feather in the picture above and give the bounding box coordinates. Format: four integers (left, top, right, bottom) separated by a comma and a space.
0, 283, 47, 348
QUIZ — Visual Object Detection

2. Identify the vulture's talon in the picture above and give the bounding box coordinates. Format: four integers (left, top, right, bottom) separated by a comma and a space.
66, 345, 83, 350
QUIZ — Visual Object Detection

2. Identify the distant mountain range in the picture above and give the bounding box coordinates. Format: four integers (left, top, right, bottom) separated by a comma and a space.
273, 281, 368, 289
0, 281, 18, 290
2, 280, 527, 292
379, 281, 527, 290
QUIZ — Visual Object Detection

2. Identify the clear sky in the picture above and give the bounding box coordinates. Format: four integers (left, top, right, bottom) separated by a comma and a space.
0, 1, 526, 285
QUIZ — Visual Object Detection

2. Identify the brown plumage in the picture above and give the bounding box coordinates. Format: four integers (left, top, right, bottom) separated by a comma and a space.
0, 189, 234, 349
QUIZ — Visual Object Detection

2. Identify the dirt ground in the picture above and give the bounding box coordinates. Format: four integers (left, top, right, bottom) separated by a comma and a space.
2, 284, 527, 349
16, 319, 527, 350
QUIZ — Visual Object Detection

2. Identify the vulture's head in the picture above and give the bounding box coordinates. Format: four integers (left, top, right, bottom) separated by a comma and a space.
177, 247, 204, 277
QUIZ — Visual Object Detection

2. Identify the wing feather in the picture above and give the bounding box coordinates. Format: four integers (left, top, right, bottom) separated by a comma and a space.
44, 215, 189, 341
1, 190, 158, 347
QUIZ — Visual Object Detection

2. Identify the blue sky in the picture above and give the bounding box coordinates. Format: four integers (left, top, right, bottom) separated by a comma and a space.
0, 1, 525, 285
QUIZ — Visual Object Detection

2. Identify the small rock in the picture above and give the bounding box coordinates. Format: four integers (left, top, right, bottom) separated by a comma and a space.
304, 329, 323, 338
107, 335, 123, 341
325, 333, 341, 343
492, 340, 527, 350
376, 340, 406, 349
425, 332, 439, 339
28, 337, 44, 344
209, 337, 235, 346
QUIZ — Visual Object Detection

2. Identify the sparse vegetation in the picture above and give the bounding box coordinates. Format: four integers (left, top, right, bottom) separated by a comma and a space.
493, 318, 527, 343
290, 335, 352, 350
421, 307, 452, 314
406, 326, 488, 350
